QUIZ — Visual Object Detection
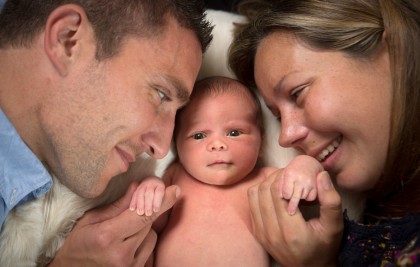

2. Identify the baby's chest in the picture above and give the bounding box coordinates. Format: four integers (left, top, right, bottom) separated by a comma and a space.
172, 173, 255, 221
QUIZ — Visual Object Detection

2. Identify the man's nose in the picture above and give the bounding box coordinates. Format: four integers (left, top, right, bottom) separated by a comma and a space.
143, 119, 175, 159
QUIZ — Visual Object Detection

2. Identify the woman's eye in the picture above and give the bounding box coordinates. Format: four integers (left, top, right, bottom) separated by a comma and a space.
227, 130, 241, 137
291, 88, 303, 100
192, 133, 206, 139
291, 85, 307, 101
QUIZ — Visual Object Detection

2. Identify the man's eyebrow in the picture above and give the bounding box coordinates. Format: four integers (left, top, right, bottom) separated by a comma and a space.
166, 76, 190, 105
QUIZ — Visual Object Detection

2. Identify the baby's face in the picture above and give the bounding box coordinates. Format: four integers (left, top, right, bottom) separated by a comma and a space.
176, 91, 262, 185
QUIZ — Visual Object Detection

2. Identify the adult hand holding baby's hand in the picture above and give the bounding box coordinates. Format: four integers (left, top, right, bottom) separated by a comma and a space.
248, 169, 343, 267
49, 182, 180, 267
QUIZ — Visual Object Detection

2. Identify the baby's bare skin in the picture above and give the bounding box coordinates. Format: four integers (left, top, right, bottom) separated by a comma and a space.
130, 155, 323, 266
154, 163, 273, 267
279, 155, 323, 215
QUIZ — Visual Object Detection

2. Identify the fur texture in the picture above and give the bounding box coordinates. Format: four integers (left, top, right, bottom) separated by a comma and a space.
0, 154, 165, 266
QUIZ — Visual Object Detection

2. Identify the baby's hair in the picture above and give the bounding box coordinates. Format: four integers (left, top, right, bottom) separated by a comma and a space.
174, 76, 264, 141
170, 76, 265, 166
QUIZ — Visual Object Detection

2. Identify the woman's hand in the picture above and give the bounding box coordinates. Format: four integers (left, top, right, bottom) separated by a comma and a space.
248, 170, 343, 267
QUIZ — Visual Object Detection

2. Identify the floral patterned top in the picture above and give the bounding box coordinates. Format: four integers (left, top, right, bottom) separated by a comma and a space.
339, 211, 420, 266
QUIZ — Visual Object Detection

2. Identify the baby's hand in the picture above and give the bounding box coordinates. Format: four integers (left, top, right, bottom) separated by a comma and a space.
279, 155, 324, 215
129, 176, 165, 216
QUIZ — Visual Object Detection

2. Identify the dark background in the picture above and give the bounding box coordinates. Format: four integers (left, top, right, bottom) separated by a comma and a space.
204, 0, 241, 12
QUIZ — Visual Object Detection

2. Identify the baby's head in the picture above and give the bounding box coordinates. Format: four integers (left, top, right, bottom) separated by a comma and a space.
175, 76, 264, 136
173, 76, 265, 185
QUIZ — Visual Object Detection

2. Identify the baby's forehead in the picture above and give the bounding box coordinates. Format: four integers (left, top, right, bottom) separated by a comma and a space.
174, 77, 264, 134
183, 89, 255, 118
181, 98, 257, 128
194, 81, 255, 103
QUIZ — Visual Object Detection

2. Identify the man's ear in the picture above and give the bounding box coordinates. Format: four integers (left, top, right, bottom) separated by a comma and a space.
44, 4, 91, 76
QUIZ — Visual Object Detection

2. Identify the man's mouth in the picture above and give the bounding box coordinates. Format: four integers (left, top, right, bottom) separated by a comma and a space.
116, 147, 135, 171
316, 136, 342, 162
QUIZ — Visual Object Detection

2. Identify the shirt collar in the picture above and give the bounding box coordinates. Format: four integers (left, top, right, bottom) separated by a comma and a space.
0, 108, 52, 212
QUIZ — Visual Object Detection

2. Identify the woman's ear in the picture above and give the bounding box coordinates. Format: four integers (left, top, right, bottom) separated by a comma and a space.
43, 4, 92, 76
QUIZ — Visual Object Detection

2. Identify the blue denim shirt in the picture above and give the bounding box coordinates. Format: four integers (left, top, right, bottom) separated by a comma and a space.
0, 108, 52, 229
0, 0, 5, 12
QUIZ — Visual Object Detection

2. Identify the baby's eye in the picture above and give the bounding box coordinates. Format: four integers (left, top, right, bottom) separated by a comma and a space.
227, 130, 241, 137
192, 133, 206, 139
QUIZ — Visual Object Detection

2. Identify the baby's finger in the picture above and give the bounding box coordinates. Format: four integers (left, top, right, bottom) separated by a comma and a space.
130, 188, 139, 212
153, 186, 165, 213
144, 187, 156, 216
281, 179, 294, 200
301, 187, 309, 200
307, 188, 317, 201
135, 188, 146, 216
287, 194, 301, 215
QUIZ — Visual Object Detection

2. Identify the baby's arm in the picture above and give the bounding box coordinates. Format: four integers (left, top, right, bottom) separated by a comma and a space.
152, 162, 178, 233
129, 176, 165, 217
279, 155, 324, 215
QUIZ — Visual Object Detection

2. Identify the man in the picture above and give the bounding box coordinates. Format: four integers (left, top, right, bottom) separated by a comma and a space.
0, 0, 212, 265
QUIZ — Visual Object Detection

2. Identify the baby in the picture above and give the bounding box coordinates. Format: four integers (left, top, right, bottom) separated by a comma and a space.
130, 76, 323, 266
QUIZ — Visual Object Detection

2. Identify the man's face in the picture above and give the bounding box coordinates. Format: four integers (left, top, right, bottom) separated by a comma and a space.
41, 18, 202, 198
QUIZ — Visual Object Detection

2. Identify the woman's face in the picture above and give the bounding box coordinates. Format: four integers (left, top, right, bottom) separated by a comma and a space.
254, 32, 392, 192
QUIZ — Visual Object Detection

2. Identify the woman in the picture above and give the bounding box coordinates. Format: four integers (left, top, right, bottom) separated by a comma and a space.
228, 0, 420, 266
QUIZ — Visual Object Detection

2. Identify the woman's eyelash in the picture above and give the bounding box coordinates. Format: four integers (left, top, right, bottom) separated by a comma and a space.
291, 87, 304, 99
291, 84, 310, 100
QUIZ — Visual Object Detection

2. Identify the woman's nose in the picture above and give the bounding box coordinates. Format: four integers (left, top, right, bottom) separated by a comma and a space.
278, 112, 308, 148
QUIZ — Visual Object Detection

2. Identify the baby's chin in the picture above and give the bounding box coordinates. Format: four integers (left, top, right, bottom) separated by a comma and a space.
198, 176, 243, 186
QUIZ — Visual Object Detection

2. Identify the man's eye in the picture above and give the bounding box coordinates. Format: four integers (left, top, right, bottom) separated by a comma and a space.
227, 130, 241, 137
157, 89, 170, 102
192, 133, 206, 139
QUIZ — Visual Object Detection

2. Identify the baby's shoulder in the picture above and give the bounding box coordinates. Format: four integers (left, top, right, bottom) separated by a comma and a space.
249, 166, 279, 182
259, 166, 279, 177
